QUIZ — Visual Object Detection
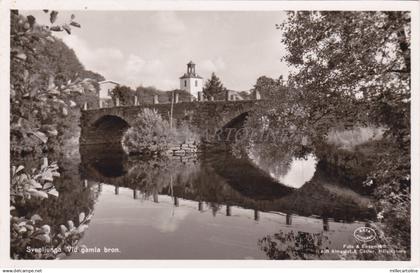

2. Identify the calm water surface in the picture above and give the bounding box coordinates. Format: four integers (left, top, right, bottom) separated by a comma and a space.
23, 145, 376, 259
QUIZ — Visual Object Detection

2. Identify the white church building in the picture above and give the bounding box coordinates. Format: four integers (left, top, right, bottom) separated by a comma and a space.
179, 61, 203, 98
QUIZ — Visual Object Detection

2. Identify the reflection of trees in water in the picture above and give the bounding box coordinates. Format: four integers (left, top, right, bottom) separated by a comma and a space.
123, 156, 201, 198
246, 137, 314, 187
258, 230, 329, 260
246, 143, 376, 221
248, 143, 294, 180
206, 153, 293, 200
124, 156, 234, 208
207, 202, 222, 216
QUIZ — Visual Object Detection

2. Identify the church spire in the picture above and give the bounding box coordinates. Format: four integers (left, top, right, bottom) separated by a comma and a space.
187, 61, 196, 75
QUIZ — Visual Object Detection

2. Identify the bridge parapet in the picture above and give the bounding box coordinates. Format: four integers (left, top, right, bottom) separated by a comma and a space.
84, 89, 261, 111
80, 100, 264, 145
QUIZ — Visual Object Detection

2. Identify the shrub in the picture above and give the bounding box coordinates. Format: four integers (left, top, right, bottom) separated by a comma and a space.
121, 109, 199, 155
122, 109, 174, 154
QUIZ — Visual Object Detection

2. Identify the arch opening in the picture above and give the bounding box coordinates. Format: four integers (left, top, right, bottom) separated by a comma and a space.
89, 115, 131, 145
216, 112, 249, 143
222, 112, 249, 130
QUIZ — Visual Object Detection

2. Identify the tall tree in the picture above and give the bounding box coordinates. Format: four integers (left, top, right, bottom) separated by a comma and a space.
279, 11, 411, 255
203, 72, 226, 100
253, 75, 287, 99
280, 11, 410, 139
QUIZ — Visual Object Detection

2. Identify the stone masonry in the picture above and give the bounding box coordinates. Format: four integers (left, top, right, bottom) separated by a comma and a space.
80, 100, 263, 145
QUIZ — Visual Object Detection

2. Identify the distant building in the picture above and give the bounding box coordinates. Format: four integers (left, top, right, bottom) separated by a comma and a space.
226, 89, 245, 101
98, 80, 119, 107
179, 61, 203, 98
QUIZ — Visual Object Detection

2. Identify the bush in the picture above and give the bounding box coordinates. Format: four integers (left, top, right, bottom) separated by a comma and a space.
121, 109, 199, 155
122, 109, 174, 154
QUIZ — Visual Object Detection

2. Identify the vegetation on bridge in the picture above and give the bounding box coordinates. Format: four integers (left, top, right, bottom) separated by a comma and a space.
121, 109, 199, 155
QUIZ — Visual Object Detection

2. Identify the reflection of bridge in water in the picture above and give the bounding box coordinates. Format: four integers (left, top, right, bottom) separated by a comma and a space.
84, 180, 335, 232
80, 145, 376, 227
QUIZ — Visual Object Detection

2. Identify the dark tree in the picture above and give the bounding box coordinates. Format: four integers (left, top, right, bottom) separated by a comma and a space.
203, 72, 226, 100
252, 75, 287, 99
111, 85, 135, 106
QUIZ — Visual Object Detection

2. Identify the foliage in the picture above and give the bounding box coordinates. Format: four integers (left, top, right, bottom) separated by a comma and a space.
202, 72, 227, 100
110, 85, 135, 106
10, 10, 103, 158
11, 210, 91, 259
79, 70, 105, 83
135, 85, 163, 104
10, 162, 92, 259
10, 10, 99, 259
167, 89, 195, 102
11, 162, 60, 206
121, 109, 198, 155
247, 11, 411, 257
368, 144, 411, 255
174, 120, 200, 144
135, 86, 194, 104
280, 11, 410, 140
232, 75, 309, 160
10, 76, 98, 156
10, 11, 95, 156
258, 231, 328, 260
252, 75, 287, 99
234, 11, 411, 258
122, 156, 200, 197
278, 10, 411, 158
122, 109, 174, 154
326, 126, 384, 151
11, 10, 84, 97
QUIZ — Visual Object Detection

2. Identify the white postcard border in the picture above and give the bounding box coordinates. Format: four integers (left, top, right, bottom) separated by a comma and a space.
0, 0, 418, 268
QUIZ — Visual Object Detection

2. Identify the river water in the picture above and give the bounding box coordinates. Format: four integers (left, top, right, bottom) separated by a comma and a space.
18, 144, 376, 259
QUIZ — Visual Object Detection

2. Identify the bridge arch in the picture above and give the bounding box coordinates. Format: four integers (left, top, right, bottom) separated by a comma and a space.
222, 112, 249, 130
216, 112, 250, 143
86, 115, 131, 145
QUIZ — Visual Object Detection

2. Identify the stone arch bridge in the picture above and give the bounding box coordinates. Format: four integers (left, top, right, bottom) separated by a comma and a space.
80, 100, 263, 145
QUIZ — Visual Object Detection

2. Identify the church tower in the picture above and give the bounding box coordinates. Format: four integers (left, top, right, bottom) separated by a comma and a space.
179, 61, 203, 98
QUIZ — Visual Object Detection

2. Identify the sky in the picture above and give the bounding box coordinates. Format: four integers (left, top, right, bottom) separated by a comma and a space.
28, 10, 289, 91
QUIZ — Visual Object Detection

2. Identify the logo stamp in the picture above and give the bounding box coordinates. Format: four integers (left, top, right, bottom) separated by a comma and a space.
353, 227, 377, 242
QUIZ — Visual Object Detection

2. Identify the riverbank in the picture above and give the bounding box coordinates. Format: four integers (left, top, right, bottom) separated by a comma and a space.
312, 134, 410, 260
